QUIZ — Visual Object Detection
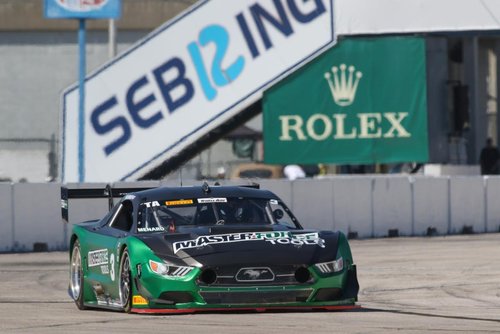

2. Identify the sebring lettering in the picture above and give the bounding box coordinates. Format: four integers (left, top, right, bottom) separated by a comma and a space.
90, 0, 327, 156
279, 112, 411, 141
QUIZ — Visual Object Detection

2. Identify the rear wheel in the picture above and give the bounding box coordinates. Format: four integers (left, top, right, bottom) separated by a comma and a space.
119, 249, 132, 313
70, 240, 87, 310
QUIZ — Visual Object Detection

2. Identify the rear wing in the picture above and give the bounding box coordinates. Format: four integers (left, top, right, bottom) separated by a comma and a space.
61, 185, 154, 224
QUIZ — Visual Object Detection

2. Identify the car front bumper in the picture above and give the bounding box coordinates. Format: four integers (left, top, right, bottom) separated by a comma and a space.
131, 264, 359, 314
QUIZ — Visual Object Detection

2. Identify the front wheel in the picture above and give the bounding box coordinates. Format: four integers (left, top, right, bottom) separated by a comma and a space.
119, 248, 132, 313
70, 240, 87, 310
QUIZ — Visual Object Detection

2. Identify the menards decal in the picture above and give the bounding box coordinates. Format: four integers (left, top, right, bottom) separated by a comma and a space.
173, 231, 325, 254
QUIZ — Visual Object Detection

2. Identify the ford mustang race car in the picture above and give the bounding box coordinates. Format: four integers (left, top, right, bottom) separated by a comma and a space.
62, 183, 359, 314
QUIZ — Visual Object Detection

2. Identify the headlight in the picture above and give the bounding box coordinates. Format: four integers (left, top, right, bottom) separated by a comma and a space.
315, 257, 343, 274
149, 260, 193, 277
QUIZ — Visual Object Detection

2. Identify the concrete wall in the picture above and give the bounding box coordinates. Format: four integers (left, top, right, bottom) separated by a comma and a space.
0, 176, 498, 252
449, 177, 486, 233
12, 183, 62, 251
0, 150, 50, 183
291, 179, 334, 231
413, 176, 450, 235
331, 177, 373, 238
0, 183, 13, 252
486, 177, 500, 232
372, 177, 412, 237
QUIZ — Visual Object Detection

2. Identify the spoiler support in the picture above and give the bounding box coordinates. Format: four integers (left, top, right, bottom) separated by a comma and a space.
61, 184, 154, 224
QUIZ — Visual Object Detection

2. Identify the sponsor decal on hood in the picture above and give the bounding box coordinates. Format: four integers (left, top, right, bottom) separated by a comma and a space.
172, 231, 325, 254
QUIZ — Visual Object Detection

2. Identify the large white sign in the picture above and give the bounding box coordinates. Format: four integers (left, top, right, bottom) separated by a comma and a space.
62, 0, 335, 182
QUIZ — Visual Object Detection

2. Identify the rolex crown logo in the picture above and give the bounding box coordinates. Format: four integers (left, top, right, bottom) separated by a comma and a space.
324, 64, 362, 107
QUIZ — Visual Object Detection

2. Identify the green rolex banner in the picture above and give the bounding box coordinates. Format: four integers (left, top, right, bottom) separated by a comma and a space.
263, 37, 429, 165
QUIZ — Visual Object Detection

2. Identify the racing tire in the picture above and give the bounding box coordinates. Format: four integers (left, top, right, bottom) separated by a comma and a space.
70, 240, 87, 310
119, 248, 132, 313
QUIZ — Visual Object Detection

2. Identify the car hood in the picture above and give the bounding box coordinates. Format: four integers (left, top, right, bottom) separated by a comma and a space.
136, 226, 340, 267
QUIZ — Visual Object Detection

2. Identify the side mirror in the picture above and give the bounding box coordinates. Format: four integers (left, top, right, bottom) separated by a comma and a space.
273, 209, 284, 220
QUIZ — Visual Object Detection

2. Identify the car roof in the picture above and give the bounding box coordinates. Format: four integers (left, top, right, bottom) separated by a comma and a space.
128, 185, 280, 202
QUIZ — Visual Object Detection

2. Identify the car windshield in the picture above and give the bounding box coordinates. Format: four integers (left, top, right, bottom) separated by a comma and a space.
137, 197, 299, 232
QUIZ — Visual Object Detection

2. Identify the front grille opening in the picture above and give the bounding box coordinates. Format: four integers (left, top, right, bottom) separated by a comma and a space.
197, 265, 315, 287
294, 267, 311, 283
199, 268, 217, 285
159, 291, 194, 304
200, 290, 312, 304
314, 288, 342, 302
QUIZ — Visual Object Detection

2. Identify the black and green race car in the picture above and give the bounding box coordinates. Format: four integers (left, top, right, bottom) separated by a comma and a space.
63, 183, 359, 314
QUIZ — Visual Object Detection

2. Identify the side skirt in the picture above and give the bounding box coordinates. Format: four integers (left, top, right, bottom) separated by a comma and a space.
84, 301, 124, 312
131, 305, 361, 314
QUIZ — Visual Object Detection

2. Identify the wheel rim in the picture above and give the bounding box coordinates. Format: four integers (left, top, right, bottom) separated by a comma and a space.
119, 252, 131, 307
70, 245, 81, 300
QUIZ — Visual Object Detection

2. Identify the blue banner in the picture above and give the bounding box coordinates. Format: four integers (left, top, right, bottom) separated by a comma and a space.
44, 0, 121, 19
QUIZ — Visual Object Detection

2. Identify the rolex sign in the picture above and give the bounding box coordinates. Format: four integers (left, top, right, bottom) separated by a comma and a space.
263, 37, 429, 165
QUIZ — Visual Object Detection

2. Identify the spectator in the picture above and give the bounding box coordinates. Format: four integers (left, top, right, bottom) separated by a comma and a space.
479, 138, 500, 175
283, 165, 306, 180
216, 166, 226, 179
300, 164, 320, 177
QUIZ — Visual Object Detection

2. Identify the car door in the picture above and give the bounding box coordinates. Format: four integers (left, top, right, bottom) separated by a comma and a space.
86, 199, 134, 306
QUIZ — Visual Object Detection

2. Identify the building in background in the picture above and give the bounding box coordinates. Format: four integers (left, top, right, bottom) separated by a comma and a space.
0, 0, 196, 182
1, 0, 500, 181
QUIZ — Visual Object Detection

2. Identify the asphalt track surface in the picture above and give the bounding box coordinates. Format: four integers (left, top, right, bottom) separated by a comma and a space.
1, 234, 499, 333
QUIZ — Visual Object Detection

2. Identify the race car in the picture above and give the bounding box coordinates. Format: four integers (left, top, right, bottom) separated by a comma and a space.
63, 183, 359, 314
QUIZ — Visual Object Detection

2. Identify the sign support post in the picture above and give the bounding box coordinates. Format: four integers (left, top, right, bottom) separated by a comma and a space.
108, 19, 117, 58
78, 18, 86, 182
44, 0, 121, 182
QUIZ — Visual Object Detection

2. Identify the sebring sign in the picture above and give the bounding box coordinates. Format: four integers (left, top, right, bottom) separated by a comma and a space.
263, 37, 429, 165
62, 0, 335, 182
